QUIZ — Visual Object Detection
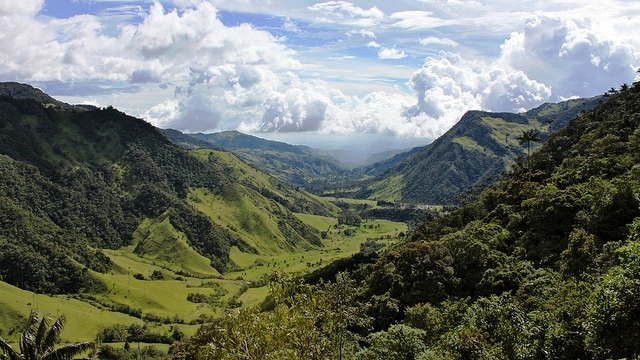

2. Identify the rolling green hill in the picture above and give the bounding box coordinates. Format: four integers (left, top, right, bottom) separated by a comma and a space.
353, 96, 605, 204
164, 130, 348, 187
0, 83, 336, 295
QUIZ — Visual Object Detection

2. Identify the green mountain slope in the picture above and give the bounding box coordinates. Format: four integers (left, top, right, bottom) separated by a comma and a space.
165, 130, 348, 187
355, 97, 604, 204
0, 83, 335, 294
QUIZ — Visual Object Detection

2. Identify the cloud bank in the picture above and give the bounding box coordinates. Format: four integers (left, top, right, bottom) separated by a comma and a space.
1, 0, 639, 146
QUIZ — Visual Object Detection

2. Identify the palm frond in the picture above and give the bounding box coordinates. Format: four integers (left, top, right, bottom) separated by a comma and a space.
35, 313, 53, 355
18, 311, 39, 359
42, 316, 65, 355
44, 342, 94, 360
0, 337, 23, 360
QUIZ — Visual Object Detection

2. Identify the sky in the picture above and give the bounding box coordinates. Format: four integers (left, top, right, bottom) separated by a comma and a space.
2, 0, 639, 153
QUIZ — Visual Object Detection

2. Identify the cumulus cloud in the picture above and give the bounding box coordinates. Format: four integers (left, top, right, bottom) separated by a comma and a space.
500, 16, 640, 98
378, 47, 406, 59
404, 51, 552, 135
0, 0, 43, 16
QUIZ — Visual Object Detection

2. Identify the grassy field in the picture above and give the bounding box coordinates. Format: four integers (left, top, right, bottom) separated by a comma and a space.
0, 210, 406, 344
0, 280, 144, 342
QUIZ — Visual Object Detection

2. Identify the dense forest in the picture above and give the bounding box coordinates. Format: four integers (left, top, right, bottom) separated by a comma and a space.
168, 81, 640, 359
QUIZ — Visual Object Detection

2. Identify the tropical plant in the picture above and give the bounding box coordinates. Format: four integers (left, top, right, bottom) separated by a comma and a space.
516, 129, 541, 170
0, 311, 94, 360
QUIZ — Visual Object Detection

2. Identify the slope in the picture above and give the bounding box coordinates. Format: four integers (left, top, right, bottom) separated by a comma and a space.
165, 130, 348, 187
354, 96, 604, 204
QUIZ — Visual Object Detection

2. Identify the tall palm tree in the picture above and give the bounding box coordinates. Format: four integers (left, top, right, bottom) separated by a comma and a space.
0, 311, 94, 360
546, 118, 554, 134
516, 129, 541, 171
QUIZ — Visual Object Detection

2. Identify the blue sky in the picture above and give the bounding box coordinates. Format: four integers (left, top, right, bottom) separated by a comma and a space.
2, 0, 640, 152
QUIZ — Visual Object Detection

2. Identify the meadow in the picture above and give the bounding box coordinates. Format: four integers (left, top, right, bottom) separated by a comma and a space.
0, 209, 406, 344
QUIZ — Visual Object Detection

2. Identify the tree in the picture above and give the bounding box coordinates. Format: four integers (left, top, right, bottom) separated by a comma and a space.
516, 129, 541, 171
546, 118, 554, 134
0, 311, 94, 360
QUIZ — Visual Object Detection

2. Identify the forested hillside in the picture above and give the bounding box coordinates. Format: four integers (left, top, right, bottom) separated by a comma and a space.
171, 82, 640, 359
354, 96, 603, 205
0, 85, 334, 294
165, 130, 348, 188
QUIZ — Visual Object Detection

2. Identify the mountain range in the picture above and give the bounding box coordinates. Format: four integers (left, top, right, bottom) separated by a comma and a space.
0, 83, 336, 294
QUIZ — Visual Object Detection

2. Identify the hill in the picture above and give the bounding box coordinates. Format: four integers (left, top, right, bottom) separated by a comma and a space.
0, 83, 336, 294
164, 130, 348, 188
354, 96, 604, 204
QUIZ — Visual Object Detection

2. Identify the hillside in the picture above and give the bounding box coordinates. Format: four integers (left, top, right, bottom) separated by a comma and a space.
171, 82, 640, 358
165, 130, 348, 188
0, 83, 335, 294
354, 96, 604, 204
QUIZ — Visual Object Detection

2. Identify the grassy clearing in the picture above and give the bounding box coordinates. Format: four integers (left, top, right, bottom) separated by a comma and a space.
94, 248, 242, 323
361, 174, 404, 202
453, 136, 496, 156
481, 116, 544, 149
132, 213, 220, 277
0, 281, 143, 343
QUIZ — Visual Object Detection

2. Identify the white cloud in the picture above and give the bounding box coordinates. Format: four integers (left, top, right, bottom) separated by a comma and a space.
283, 16, 301, 33
308, 1, 386, 26
367, 41, 380, 48
378, 47, 406, 59
0, 0, 43, 16
347, 29, 376, 38
389, 10, 445, 30
404, 51, 552, 135
419, 36, 458, 47
500, 16, 640, 97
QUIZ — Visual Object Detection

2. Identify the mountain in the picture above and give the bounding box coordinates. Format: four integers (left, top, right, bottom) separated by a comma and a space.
0, 83, 336, 294
359, 146, 423, 177
0, 82, 96, 111
354, 96, 605, 204
363, 148, 416, 167
165, 130, 348, 187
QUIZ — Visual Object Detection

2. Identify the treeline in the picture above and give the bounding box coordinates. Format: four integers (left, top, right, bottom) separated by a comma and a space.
169, 81, 640, 359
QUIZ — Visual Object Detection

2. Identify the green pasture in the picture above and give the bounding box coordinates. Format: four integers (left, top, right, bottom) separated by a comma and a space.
0, 197, 406, 344
0, 281, 143, 343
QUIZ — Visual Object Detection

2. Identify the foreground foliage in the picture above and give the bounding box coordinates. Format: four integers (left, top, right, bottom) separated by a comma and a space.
0, 310, 94, 360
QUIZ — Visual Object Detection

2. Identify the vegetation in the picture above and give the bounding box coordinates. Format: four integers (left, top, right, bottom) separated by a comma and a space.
167, 81, 640, 358
166, 130, 348, 188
